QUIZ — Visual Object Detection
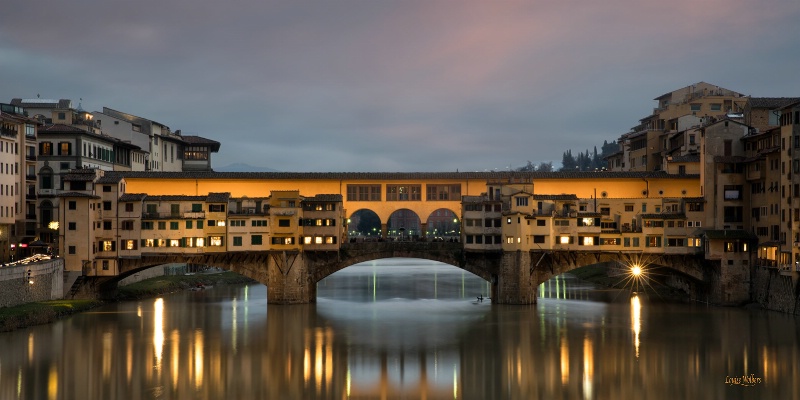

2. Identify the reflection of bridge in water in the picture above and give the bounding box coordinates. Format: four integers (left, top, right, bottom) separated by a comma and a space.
113, 241, 710, 304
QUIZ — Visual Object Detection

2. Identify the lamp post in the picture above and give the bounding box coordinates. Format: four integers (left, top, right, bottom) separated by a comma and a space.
48, 221, 59, 257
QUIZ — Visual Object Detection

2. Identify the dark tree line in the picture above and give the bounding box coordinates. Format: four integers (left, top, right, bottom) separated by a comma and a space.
515, 140, 618, 172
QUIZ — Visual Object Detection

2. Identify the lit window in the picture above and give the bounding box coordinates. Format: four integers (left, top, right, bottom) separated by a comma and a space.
303, 236, 312, 244
125, 240, 135, 250
196, 238, 205, 247
560, 236, 570, 244
582, 237, 594, 246
102, 241, 112, 251
169, 240, 180, 247
145, 239, 155, 247
506, 237, 514, 244
582, 218, 594, 226
325, 236, 335, 244
157, 239, 166, 247
315, 236, 323, 244
210, 236, 223, 246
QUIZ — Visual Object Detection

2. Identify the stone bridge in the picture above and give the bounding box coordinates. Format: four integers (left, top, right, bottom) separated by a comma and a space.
109, 242, 712, 304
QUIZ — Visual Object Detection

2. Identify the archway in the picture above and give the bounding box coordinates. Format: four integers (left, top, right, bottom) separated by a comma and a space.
347, 209, 382, 240
387, 209, 421, 241
426, 208, 460, 241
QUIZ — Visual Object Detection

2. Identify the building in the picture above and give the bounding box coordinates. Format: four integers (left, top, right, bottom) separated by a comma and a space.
93, 108, 221, 172
0, 103, 39, 261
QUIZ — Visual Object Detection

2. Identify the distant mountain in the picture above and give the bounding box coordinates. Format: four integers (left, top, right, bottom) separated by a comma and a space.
215, 163, 281, 172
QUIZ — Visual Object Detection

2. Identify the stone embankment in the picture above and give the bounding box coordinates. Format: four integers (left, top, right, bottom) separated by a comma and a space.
751, 266, 799, 315
0, 257, 63, 308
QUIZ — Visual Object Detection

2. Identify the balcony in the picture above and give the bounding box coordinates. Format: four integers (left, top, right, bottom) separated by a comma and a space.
25, 213, 36, 220
26, 192, 36, 200
26, 174, 36, 181
229, 208, 268, 216
26, 154, 36, 161
38, 188, 56, 196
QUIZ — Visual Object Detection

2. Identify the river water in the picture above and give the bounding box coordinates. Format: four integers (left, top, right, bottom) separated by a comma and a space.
1, 258, 798, 400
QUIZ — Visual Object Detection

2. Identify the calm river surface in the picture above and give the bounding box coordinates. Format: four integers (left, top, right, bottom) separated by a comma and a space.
1, 258, 799, 399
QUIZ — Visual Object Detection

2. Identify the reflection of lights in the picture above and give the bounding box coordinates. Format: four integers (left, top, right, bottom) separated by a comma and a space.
583, 336, 593, 400
102, 332, 112, 378
171, 330, 180, 389
126, 331, 133, 383
153, 298, 164, 375
48, 365, 58, 400
631, 294, 641, 358
346, 367, 351, 397
28, 333, 34, 362
560, 338, 569, 385
193, 330, 204, 390
453, 365, 458, 399
232, 298, 238, 354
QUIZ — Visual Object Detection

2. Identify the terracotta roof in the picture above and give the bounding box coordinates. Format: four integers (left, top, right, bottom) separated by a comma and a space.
96, 175, 124, 184
143, 195, 209, 202
532, 194, 579, 200
181, 135, 221, 152
304, 194, 343, 202
105, 170, 698, 181
748, 97, 800, 109
62, 172, 97, 181
39, 123, 88, 133
58, 192, 100, 198
207, 192, 231, 203
713, 156, 747, 163
119, 193, 148, 202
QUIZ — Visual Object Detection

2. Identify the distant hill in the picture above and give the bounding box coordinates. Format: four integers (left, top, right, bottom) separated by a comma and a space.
215, 163, 281, 172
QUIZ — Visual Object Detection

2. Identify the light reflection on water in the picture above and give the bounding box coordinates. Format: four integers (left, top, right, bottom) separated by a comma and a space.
0, 258, 798, 399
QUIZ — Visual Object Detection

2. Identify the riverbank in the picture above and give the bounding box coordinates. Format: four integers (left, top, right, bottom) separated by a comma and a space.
0, 271, 257, 333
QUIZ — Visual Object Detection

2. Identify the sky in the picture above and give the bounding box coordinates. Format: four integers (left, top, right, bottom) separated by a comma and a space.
2, 0, 799, 172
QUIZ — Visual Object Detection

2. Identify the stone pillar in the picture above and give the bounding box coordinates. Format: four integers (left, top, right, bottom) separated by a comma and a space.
494, 251, 537, 304
381, 223, 388, 239
420, 223, 428, 240
267, 251, 314, 304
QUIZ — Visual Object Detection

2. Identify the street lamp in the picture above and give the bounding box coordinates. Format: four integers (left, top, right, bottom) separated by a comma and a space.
48, 221, 59, 257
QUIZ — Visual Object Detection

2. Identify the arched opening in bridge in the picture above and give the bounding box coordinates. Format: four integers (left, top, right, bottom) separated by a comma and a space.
317, 258, 490, 302
347, 209, 381, 239
425, 208, 460, 241
387, 209, 420, 241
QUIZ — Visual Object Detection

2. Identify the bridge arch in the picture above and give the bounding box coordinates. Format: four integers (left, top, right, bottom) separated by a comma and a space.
387, 209, 421, 240
425, 208, 460, 239
347, 208, 382, 238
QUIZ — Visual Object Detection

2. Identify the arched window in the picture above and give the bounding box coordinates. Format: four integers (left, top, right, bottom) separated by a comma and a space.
39, 167, 53, 189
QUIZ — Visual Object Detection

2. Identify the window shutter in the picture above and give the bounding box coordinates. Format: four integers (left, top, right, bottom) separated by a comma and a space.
111, 241, 116, 251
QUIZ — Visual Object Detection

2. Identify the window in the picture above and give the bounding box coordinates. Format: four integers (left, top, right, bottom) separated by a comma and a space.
158, 221, 166, 230
170, 221, 179, 230
646, 236, 662, 247
68, 246, 76, 254
386, 185, 422, 201
326, 236, 336, 244
121, 220, 134, 230
724, 185, 742, 200
230, 220, 246, 227
68, 222, 76, 230
209, 204, 225, 212
101, 240, 114, 251
689, 134, 696, 145
209, 236, 223, 246
554, 220, 570, 226
687, 238, 702, 247
103, 201, 112, 211
103, 221, 112, 230
125, 203, 134, 212
515, 197, 528, 207
536, 220, 546, 226
426, 184, 461, 201
233, 236, 242, 246
102, 261, 109, 271
191, 203, 202, 212
667, 238, 684, 247
271, 237, 295, 245
169, 239, 180, 247
186, 220, 193, 229
123, 240, 137, 250
278, 219, 291, 227
68, 201, 76, 210
690, 103, 701, 112
533, 235, 545, 244
252, 235, 262, 245
58, 142, 71, 155
346, 184, 381, 201
39, 142, 53, 156
103, 185, 112, 192
710, 103, 722, 111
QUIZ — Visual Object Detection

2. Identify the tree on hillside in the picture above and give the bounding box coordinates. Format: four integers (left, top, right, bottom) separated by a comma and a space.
560, 150, 577, 171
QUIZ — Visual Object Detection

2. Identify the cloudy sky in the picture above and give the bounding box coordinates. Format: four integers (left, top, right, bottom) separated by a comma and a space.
1, 0, 799, 172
